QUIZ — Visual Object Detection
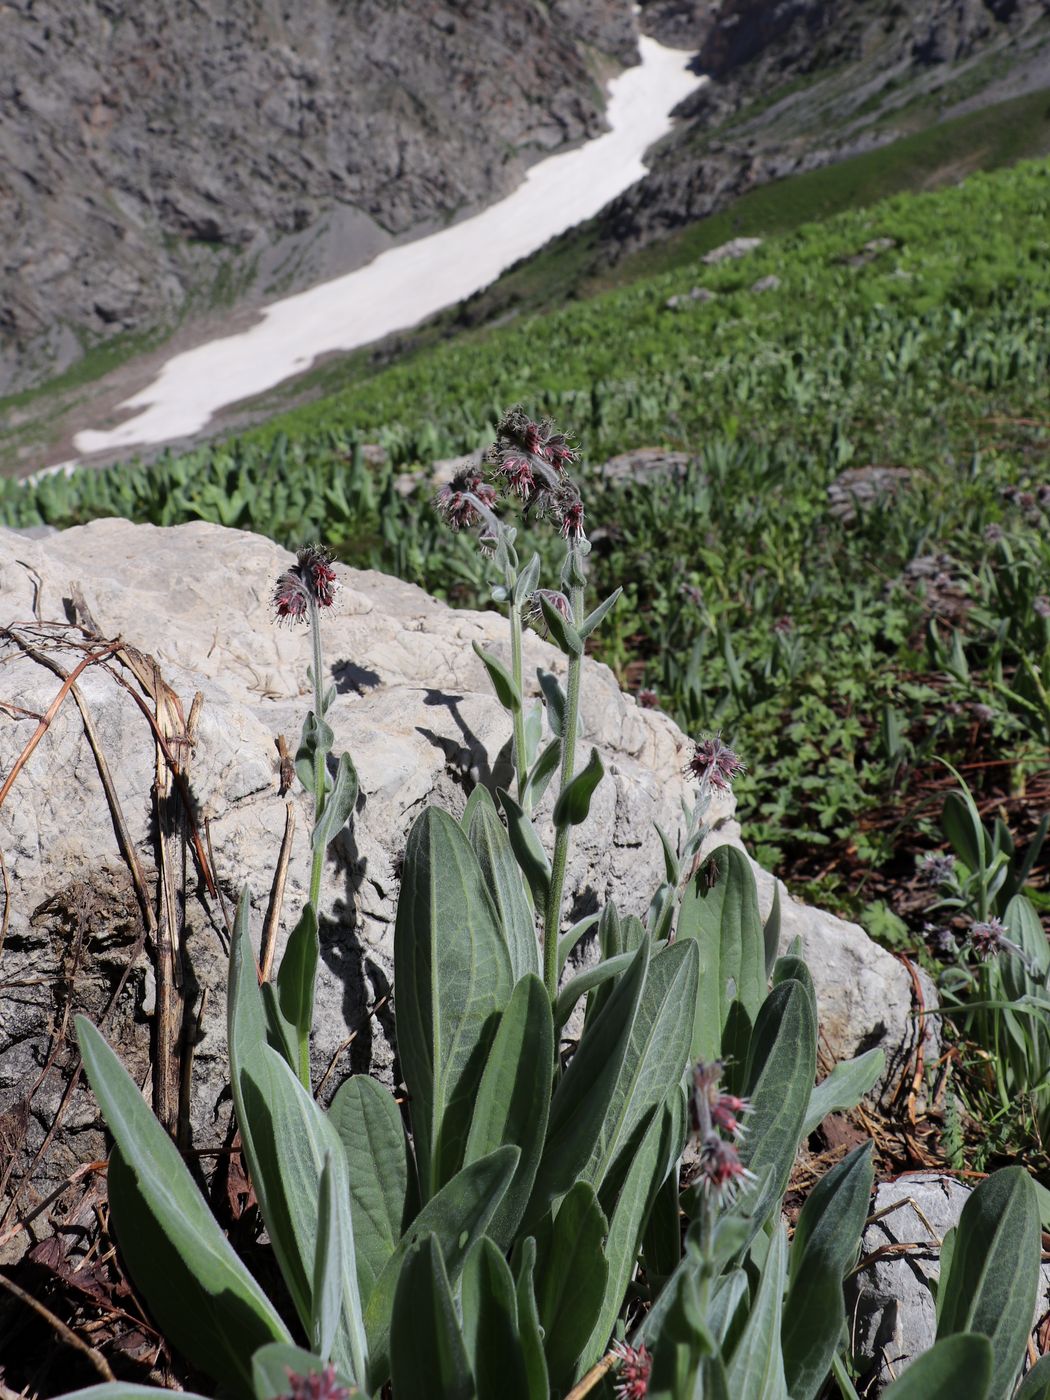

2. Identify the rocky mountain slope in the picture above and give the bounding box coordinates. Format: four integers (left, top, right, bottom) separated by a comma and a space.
616, 0, 1050, 258
0, 0, 638, 393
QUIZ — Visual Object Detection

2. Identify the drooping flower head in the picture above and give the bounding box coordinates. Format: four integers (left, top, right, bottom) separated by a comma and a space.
684, 732, 745, 791
969, 917, 1009, 961
525, 588, 573, 634
558, 492, 586, 543
273, 545, 338, 624
611, 1340, 652, 1400
435, 467, 498, 531
689, 1061, 755, 1205
698, 1133, 757, 1205
278, 1363, 352, 1400
918, 851, 956, 887
486, 405, 583, 532
689, 1061, 751, 1141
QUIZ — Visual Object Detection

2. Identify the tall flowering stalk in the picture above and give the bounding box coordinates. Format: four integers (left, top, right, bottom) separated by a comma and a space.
486, 409, 608, 1000
437, 465, 533, 800
274, 546, 339, 910
647, 731, 745, 945
542, 509, 588, 995
271, 545, 359, 1085
436, 409, 619, 1001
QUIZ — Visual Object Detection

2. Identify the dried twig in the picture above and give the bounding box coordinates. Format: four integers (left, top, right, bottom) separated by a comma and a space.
0, 1161, 106, 1250
0, 1267, 114, 1381
315, 995, 389, 1100
0, 638, 120, 812
564, 1350, 618, 1399
0, 847, 9, 964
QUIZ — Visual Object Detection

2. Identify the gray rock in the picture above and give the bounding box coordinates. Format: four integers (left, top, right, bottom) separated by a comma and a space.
0, 520, 933, 1250
665, 285, 716, 308
828, 465, 913, 525
701, 236, 764, 265
598, 447, 697, 484
750, 273, 781, 293
848, 1173, 1050, 1391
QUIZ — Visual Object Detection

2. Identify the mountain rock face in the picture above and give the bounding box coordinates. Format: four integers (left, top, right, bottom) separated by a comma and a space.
614, 0, 1050, 258
0, 0, 638, 392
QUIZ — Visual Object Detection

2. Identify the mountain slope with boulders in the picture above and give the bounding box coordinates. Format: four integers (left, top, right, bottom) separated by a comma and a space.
614, 0, 1050, 259
0, 0, 638, 393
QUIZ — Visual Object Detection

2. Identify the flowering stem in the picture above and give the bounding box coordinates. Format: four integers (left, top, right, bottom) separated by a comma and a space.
308, 596, 327, 913
509, 598, 529, 804
542, 565, 585, 1001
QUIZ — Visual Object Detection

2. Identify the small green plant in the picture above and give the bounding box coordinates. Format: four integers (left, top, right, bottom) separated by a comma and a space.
923, 769, 1050, 1147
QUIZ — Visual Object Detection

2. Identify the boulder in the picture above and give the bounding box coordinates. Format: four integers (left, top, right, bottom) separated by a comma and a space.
701, 235, 764, 265
0, 520, 932, 1246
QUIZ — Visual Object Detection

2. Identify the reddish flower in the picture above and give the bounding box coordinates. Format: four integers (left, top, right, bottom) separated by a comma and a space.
690, 1061, 750, 1141
612, 1340, 652, 1400
559, 495, 586, 542
279, 1363, 352, 1400
684, 732, 745, 791
435, 469, 498, 531
699, 1133, 756, 1204
637, 689, 660, 709
498, 454, 537, 501
273, 545, 338, 624
522, 418, 544, 456
542, 430, 576, 472
969, 917, 1008, 960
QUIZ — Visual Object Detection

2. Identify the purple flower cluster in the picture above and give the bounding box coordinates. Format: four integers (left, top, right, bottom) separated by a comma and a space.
272, 545, 339, 624
484, 405, 587, 544
689, 1061, 755, 1205
683, 732, 746, 792
434, 467, 498, 531
278, 1364, 351, 1400
612, 1340, 652, 1399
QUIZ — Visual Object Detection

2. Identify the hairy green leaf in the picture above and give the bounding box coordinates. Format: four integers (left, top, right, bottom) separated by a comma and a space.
533, 1182, 610, 1394
364, 1146, 518, 1389
552, 746, 605, 828
740, 977, 817, 1244
801, 1049, 884, 1138
883, 1334, 993, 1399
275, 902, 319, 1085
783, 1143, 874, 1399
390, 1235, 475, 1400
936, 1166, 1040, 1400
463, 784, 538, 980
460, 1238, 532, 1400
464, 973, 553, 1246
472, 640, 522, 711
328, 1074, 413, 1305
394, 807, 515, 1195
676, 844, 766, 1065
497, 787, 552, 907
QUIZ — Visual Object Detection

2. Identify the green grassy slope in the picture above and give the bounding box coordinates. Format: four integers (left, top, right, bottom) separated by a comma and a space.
3, 152, 1049, 926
